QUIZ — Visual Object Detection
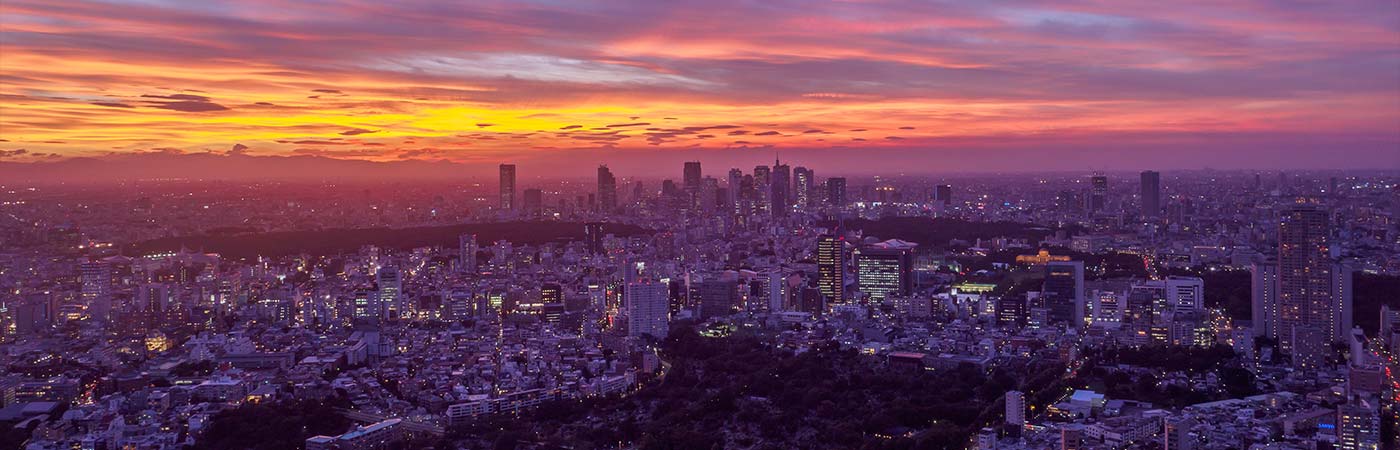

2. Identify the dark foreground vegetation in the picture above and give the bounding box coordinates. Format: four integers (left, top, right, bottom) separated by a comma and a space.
1173, 268, 1400, 334
128, 221, 651, 259
819, 217, 1077, 249
444, 323, 1062, 450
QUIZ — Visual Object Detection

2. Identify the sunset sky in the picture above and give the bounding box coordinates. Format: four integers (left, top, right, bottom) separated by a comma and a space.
1, 0, 1398, 174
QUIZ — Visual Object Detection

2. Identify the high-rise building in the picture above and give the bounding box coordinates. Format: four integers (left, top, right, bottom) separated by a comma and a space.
697, 278, 738, 319
1273, 203, 1351, 368
934, 184, 952, 205
1087, 174, 1108, 214
1005, 390, 1025, 428
816, 235, 846, 303
376, 267, 402, 319
498, 164, 516, 210
726, 168, 743, 213
856, 240, 915, 303
793, 167, 813, 208
522, 188, 543, 214
1250, 261, 1279, 337
826, 177, 847, 206
1141, 170, 1161, 217
1163, 276, 1204, 314
771, 160, 790, 216
700, 177, 718, 213
80, 260, 112, 321
1039, 261, 1085, 329
458, 234, 477, 273
626, 280, 670, 339
683, 161, 702, 209
583, 222, 606, 255
1336, 403, 1380, 450
597, 165, 617, 212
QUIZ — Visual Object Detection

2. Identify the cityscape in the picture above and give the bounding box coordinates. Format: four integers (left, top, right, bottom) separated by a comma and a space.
2, 1, 1400, 450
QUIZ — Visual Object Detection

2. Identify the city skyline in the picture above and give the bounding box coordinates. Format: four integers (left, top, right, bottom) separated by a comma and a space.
2, 0, 1398, 179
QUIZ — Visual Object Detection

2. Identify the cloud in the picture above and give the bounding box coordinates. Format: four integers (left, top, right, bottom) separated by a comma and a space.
754, 131, 781, 136
228, 143, 250, 155
0, 149, 29, 159
92, 102, 134, 108
312, 89, 343, 94
339, 128, 378, 136
138, 93, 229, 112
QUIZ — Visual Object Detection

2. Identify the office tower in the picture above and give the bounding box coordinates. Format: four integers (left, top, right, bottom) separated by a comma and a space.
80, 260, 112, 321
793, 167, 813, 208
376, 267, 402, 319
1141, 170, 1161, 217
816, 235, 846, 303
1337, 403, 1380, 450
726, 168, 743, 213
771, 159, 790, 216
683, 161, 702, 209
522, 188, 543, 214
856, 241, 914, 303
459, 234, 477, 273
934, 184, 952, 205
597, 165, 617, 212
1164, 276, 1204, 314
498, 164, 516, 210
1087, 174, 1108, 213
1381, 305, 1400, 352
583, 222, 606, 255
1250, 261, 1279, 337
1275, 203, 1350, 367
626, 279, 669, 338
1039, 261, 1085, 329
697, 278, 738, 319
752, 165, 771, 214
1163, 418, 1197, 450
353, 289, 379, 321
700, 177, 718, 213
826, 177, 847, 206
1005, 390, 1025, 428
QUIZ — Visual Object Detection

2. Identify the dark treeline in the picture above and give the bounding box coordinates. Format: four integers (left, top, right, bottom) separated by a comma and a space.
127, 221, 651, 259
818, 217, 1077, 248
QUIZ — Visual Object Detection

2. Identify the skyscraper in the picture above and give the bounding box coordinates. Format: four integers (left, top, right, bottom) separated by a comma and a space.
1141, 170, 1161, 217
80, 260, 112, 321
826, 177, 847, 206
816, 235, 846, 303
727, 168, 743, 214
376, 266, 402, 319
458, 234, 478, 273
522, 188, 543, 214
583, 222, 606, 255
683, 161, 702, 209
1274, 203, 1350, 368
793, 166, 813, 209
1039, 261, 1085, 329
934, 184, 952, 206
1087, 174, 1108, 214
856, 240, 915, 303
597, 165, 617, 212
1251, 261, 1279, 337
626, 279, 670, 339
771, 160, 791, 216
1337, 403, 1380, 450
499, 163, 516, 210
700, 177, 718, 213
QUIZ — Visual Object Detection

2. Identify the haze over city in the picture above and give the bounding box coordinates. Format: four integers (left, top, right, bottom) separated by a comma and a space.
2, 1, 1400, 450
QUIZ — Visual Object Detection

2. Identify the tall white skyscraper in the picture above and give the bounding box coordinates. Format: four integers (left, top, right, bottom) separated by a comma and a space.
626, 280, 670, 339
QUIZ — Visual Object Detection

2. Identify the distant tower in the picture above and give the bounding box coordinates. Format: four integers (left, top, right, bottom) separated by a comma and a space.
726, 168, 743, 214
934, 184, 952, 205
1140, 171, 1161, 217
826, 177, 847, 206
1039, 261, 1085, 329
771, 158, 791, 216
793, 167, 813, 209
683, 161, 702, 209
523, 188, 543, 214
458, 234, 478, 273
498, 164, 516, 210
597, 165, 618, 212
1087, 174, 1108, 214
376, 267, 403, 320
583, 222, 606, 255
